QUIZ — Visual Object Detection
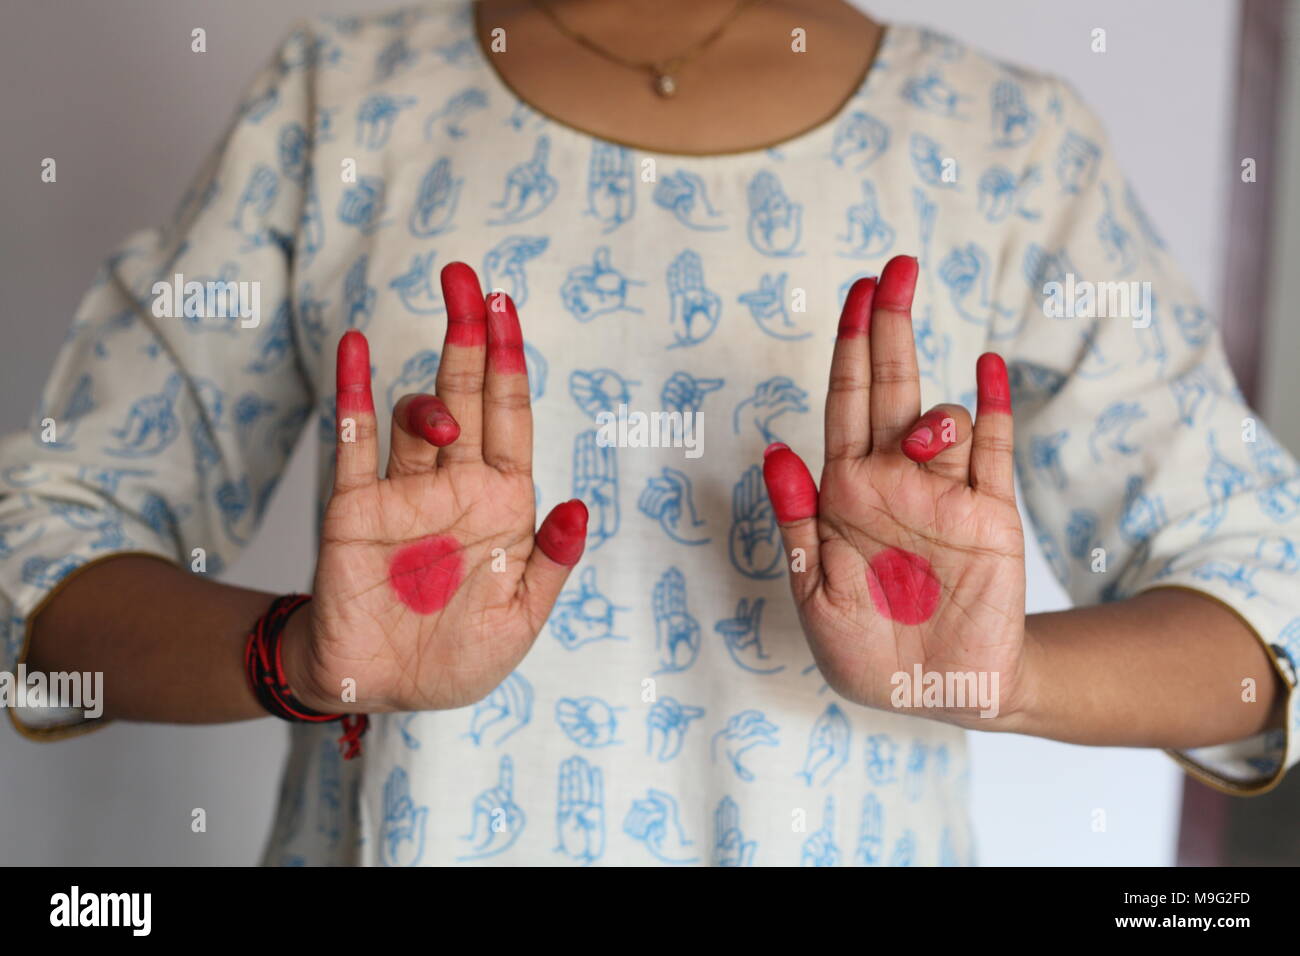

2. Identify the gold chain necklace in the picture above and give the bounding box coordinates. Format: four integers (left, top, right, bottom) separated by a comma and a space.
529, 0, 765, 97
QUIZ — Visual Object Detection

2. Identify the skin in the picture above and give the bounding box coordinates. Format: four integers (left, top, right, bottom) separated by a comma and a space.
24, 1, 1281, 752
763, 255, 1282, 743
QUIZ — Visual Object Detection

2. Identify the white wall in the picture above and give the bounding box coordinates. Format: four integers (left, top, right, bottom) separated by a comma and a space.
1261, 10, 1300, 451
0, 0, 1237, 865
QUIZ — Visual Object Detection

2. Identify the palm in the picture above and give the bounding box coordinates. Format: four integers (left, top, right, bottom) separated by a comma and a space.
762, 256, 1027, 726
805, 456, 1025, 712
312, 466, 538, 711
298, 262, 587, 715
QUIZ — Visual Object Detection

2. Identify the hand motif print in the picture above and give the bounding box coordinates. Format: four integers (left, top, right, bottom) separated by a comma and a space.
556, 755, 604, 865
652, 567, 701, 673
459, 755, 526, 861
380, 766, 428, 867
623, 789, 699, 864
561, 246, 644, 323
646, 697, 706, 762
666, 249, 721, 347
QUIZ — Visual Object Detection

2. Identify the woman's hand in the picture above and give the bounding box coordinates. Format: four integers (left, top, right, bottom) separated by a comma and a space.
285, 262, 588, 714
762, 255, 1028, 728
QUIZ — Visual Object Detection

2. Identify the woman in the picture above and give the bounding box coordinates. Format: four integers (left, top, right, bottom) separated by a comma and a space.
2, 0, 1296, 866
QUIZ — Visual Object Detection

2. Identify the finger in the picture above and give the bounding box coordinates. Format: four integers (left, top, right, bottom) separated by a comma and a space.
902, 403, 971, 484
761, 442, 821, 601
523, 499, 588, 626
436, 261, 487, 465
868, 255, 922, 454
386, 393, 460, 478
824, 277, 876, 461
970, 352, 1016, 500
483, 290, 533, 474
334, 329, 379, 493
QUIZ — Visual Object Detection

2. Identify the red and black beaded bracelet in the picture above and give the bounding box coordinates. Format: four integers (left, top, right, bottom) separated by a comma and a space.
243, 593, 368, 760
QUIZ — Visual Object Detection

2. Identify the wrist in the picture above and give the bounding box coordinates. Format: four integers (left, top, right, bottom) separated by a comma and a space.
277, 601, 338, 714
935, 621, 1042, 736
988, 618, 1047, 736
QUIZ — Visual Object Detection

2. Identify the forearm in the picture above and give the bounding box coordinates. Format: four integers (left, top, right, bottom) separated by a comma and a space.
24, 554, 305, 724
1006, 587, 1284, 749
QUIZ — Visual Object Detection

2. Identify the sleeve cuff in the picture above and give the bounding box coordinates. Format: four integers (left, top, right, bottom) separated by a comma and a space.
5, 547, 180, 742
1136, 582, 1298, 796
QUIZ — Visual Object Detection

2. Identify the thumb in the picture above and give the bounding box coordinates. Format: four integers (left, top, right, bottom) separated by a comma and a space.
522, 499, 589, 624
761, 442, 821, 599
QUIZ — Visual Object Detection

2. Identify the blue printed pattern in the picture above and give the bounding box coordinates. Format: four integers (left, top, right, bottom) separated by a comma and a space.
1, 4, 1297, 867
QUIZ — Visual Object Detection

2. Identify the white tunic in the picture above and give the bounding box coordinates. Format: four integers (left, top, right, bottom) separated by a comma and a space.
3, 1, 1298, 866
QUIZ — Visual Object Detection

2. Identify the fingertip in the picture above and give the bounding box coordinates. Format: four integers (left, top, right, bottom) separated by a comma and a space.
427, 418, 460, 447
837, 277, 877, 337
336, 330, 373, 415
439, 260, 473, 282
761, 444, 818, 523
976, 352, 1011, 414
486, 291, 527, 374
901, 431, 942, 463
441, 262, 486, 345
875, 255, 919, 311
404, 395, 460, 447
537, 498, 588, 566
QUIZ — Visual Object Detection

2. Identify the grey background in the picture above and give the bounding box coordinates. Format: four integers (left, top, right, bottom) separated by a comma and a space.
0, 0, 1277, 864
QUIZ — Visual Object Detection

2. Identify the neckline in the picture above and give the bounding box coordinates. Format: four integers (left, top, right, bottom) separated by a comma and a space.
466, 0, 893, 162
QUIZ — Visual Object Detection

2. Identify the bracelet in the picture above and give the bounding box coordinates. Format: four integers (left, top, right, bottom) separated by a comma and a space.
243, 593, 369, 760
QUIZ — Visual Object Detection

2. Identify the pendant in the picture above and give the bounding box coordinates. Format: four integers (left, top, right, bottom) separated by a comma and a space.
653, 72, 677, 97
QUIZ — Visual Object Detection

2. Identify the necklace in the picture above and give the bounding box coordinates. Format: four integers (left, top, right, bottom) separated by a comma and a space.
529, 0, 765, 98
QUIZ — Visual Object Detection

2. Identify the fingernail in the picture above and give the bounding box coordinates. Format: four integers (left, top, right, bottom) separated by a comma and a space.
903, 426, 933, 450
764, 442, 790, 459
423, 412, 459, 446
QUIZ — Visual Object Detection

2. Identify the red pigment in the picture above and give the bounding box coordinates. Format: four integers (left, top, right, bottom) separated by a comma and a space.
486, 292, 528, 374
536, 499, 589, 566
865, 547, 940, 625
389, 536, 464, 614
837, 277, 876, 337
335, 330, 373, 415
762, 442, 818, 522
440, 261, 488, 347
976, 352, 1011, 414
902, 408, 958, 463
874, 255, 918, 311
405, 394, 459, 446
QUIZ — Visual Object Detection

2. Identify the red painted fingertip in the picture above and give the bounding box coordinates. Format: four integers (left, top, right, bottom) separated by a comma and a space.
537, 498, 589, 566
901, 409, 956, 463
762, 444, 818, 523
976, 352, 1012, 414
336, 329, 373, 415
440, 261, 487, 347
837, 277, 876, 337
875, 255, 919, 312
406, 394, 460, 447
486, 291, 528, 374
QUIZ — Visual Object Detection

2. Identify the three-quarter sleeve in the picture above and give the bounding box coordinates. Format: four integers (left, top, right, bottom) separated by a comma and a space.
993, 76, 1300, 793
0, 25, 324, 737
